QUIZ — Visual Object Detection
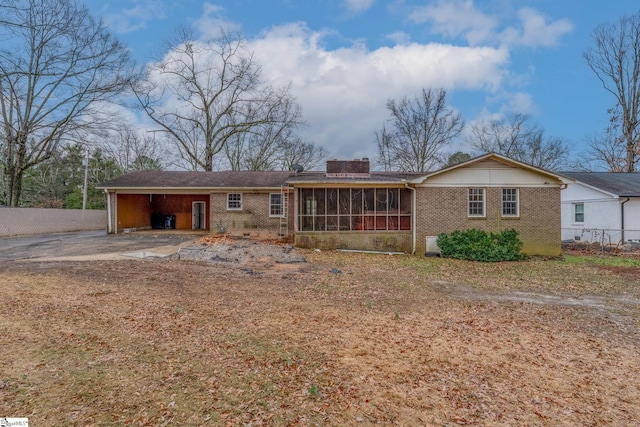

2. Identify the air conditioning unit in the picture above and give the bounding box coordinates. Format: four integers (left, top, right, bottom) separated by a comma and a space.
425, 236, 440, 257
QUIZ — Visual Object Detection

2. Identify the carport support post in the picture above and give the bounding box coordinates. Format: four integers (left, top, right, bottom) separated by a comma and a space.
104, 189, 113, 234
82, 147, 89, 210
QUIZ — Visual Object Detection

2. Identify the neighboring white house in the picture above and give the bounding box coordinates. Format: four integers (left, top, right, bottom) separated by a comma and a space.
560, 172, 640, 244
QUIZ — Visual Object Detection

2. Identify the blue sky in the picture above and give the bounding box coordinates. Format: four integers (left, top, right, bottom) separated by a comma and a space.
87, 0, 638, 166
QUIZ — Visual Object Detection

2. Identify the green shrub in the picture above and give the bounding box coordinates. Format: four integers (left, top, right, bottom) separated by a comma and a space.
436, 228, 525, 262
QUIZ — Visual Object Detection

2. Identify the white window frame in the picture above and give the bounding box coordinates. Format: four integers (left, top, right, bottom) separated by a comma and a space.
269, 193, 284, 217
468, 188, 485, 217
573, 202, 584, 224
227, 193, 242, 211
501, 188, 519, 217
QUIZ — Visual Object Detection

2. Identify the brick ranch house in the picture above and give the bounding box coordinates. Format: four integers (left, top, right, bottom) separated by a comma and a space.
98, 153, 573, 256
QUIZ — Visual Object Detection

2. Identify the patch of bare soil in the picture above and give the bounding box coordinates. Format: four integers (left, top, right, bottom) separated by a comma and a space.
177, 235, 306, 271
1, 245, 639, 426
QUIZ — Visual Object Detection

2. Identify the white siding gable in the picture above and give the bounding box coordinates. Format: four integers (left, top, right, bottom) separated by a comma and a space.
418, 159, 560, 187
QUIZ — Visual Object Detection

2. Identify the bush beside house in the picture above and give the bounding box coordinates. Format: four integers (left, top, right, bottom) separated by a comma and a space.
437, 228, 525, 262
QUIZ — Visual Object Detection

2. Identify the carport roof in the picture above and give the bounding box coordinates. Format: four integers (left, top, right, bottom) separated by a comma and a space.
98, 170, 295, 189
559, 172, 640, 197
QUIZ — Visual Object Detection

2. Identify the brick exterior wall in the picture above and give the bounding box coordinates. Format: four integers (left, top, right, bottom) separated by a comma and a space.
415, 186, 561, 256
209, 190, 293, 238
295, 231, 412, 252
326, 159, 370, 175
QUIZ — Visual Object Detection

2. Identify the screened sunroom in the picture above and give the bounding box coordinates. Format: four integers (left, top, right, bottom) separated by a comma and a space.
297, 187, 412, 232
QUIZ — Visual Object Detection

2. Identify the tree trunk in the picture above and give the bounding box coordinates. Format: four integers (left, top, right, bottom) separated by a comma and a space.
4, 162, 24, 207
9, 169, 23, 207
205, 149, 214, 172
627, 141, 636, 172
5, 133, 27, 207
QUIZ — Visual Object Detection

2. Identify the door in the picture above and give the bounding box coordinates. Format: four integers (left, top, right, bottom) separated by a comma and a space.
192, 201, 206, 230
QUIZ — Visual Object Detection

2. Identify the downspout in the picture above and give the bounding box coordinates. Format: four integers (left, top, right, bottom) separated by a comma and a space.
404, 182, 416, 254
621, 197, 630, 243
104, 189, 112, 234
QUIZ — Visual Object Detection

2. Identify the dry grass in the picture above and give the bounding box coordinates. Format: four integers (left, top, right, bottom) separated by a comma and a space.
1, 249, 639, 426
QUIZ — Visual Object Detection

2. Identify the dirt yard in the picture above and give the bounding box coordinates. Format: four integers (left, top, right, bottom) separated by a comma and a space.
1, 235, 639, 425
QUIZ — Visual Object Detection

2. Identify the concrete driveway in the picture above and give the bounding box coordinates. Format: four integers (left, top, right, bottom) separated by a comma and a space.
0, 230, 202, 262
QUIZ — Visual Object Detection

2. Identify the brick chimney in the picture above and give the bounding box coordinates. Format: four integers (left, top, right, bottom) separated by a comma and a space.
326, 158, 370, 178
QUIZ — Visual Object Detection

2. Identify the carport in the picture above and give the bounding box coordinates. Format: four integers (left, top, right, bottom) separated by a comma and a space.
115, 192, 210, 233
97, 170, 294, 236
97, 171, 218, 234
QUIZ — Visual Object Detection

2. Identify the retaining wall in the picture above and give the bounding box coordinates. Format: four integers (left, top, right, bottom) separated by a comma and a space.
0, 208, 106, 237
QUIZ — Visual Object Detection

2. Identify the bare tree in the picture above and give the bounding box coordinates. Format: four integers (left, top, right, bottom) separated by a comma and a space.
584, 11, 640, 172
225, 132, 328, 172
375, 126, 395, 172
584, 132, 627, 172
100, 125, 165, 172
0, 0, 135, 206
376, 88, 464, 172
582, 105, 640, 171
277, 138, 328, 171
134, 28, 303, 171
467, 113, 569, 170
223, 89, 305, 171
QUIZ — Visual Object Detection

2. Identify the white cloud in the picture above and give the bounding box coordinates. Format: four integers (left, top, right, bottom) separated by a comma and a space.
248, 24, 510, 159
193, 2, 242, 38
409, 0, 573, 48
344, 0, 375, 14
502, 8, 574, 47
409, 0, 498, 46
135, 4, 556, 162
386, 31, 411, 45
492, 91, 537, 115
101, 0, 169, 34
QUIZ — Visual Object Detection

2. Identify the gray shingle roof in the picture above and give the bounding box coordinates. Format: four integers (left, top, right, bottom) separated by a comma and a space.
99, 170, 295, 189
287, 171, 426, 184
560, 172, 640, 197
99, 170, 427, 189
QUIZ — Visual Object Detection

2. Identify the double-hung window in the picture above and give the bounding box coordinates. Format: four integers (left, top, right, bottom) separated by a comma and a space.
468, 188, 485, 217
227, 193, 242, 210
574, 203, 584, 223
501, 188, 519, 217
269, 193, 284, 217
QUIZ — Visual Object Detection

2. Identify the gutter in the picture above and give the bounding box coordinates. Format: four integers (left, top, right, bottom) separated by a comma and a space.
621, 197, 630, 243
95, 186, 282, 192
404, 182, 416, 254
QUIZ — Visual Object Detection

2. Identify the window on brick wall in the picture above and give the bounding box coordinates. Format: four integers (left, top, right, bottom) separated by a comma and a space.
468, 188, 485, 217
501, 188, 519, 217
269, 193, 283, 217
227, 193, 242, 210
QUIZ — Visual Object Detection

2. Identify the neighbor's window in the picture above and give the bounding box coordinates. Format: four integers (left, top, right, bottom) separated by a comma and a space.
501, 188, 519, 217
468, 188, 485, 217
269, 193, 283, 217
574, 202, 584, 223
227, 193, 242, 210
